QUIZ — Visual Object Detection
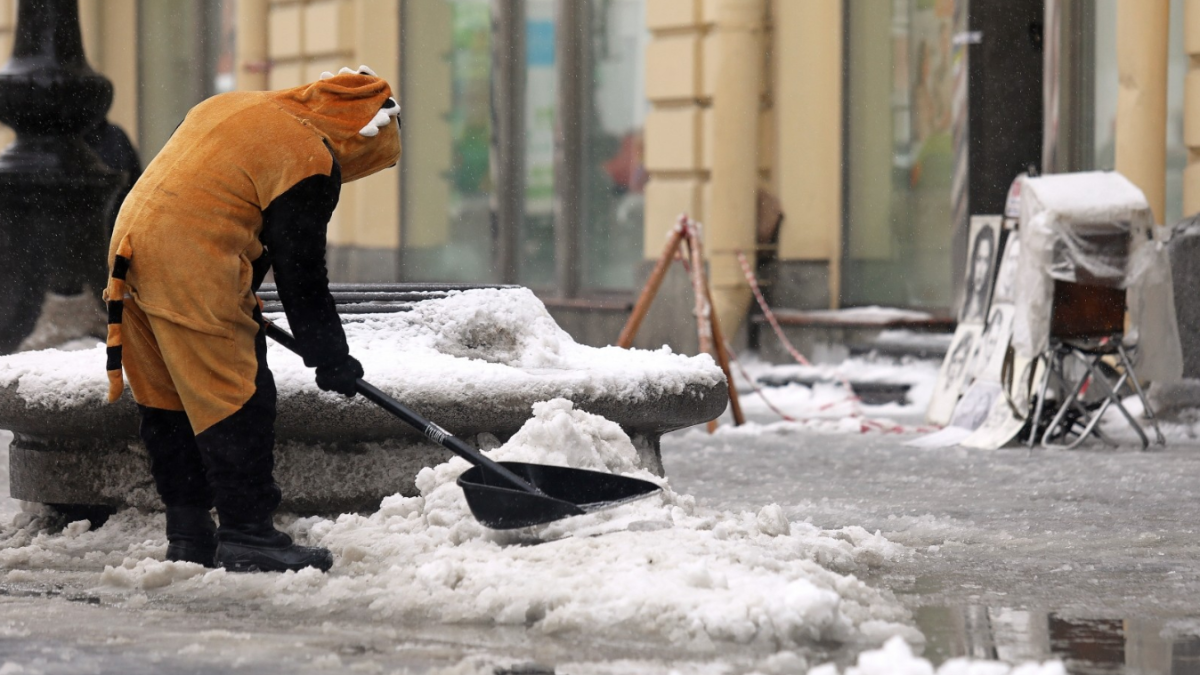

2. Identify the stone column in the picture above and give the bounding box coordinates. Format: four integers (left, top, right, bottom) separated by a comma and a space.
0, 0, 120, 353
1184, 0, 1200, 217
1115, 0, 1169, 223
236, 0, 269, 92
707, 0, 764, 336
772, 0, 842, 309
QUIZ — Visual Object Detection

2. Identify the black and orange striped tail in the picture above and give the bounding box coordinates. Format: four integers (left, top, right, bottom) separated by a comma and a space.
104, 237, 132, 403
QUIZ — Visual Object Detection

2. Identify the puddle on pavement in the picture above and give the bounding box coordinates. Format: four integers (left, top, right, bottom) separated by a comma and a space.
916, 606, 1200, 675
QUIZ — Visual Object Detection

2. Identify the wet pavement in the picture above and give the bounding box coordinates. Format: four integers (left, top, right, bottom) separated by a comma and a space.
4, 424, 1200, 672
661, 426, 1200, 674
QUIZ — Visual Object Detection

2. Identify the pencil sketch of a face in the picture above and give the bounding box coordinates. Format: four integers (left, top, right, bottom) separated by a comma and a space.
961, 224, 996, 324
943, 331, 975, 391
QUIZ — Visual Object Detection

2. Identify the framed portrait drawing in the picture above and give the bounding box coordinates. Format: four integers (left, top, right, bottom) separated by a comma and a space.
926, 324, 983, 426
960, 216, 1003, 325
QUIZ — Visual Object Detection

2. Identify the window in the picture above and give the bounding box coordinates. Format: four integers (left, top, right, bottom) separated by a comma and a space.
400, 0, 647, 294
842, 0, 957, 310
400, 0, 494, 283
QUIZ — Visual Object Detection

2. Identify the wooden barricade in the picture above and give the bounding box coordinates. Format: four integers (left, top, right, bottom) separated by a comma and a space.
617, 214, 745, 430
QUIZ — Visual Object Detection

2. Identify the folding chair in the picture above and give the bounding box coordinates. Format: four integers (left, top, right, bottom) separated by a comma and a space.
1027, 281, 1166, 450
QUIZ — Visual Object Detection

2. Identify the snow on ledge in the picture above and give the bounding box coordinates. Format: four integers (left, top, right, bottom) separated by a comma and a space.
0, 288, 724, 411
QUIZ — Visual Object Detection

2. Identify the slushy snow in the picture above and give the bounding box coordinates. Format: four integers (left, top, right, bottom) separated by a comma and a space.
799, 637, 1064, 675
0, 399, 917, 651
427, 637, 1065, 675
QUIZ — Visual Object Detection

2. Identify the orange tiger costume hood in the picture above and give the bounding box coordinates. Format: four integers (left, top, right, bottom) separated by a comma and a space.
272, 68, 402, 182
105, 68, 401, 434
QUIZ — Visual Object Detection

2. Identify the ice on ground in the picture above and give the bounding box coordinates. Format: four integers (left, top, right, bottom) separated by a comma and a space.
0, 287, 723, 410
799, 637, 1065, 675
0, 400, 915, 651
428, 637, 1065, 675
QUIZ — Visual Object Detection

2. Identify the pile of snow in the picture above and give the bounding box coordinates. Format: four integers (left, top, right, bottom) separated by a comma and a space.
0, 287, 724, 410
0, 400, 915, 650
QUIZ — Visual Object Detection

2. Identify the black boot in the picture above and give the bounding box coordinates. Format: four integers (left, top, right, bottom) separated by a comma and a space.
215, 517, 334, 573
165, 506, 218, 567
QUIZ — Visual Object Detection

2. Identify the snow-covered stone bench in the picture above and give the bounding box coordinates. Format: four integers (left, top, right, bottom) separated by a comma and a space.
0, 287, 727, 514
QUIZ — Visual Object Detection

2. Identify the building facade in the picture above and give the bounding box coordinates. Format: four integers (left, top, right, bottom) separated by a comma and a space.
0, 0, 1193, 352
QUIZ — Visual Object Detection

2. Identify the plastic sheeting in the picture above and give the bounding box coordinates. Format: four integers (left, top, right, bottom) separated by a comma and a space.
1012, 171, 1182, 383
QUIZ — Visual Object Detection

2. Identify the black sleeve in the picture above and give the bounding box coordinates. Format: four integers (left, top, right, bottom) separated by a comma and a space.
259, 155, 347, 369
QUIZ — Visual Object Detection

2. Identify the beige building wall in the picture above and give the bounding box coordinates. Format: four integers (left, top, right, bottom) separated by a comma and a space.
772, 0, 843, 305
0, 0, 13, 150
1185, 0, 1200, 216
1115, 0, 1170, 224
643, 0, 711, 252
643, 0, 772, 329
79, 0, 139, 142
259, 0, 401, 278
643, 0, 843, 313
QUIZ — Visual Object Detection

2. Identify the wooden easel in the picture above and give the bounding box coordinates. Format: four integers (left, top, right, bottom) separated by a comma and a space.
616, 214, 745, 430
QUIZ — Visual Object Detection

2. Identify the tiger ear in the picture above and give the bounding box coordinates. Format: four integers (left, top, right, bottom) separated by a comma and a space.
333, 65, 378, 77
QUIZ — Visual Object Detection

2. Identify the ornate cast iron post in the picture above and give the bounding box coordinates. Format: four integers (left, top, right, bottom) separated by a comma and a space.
0, 0, 120, 353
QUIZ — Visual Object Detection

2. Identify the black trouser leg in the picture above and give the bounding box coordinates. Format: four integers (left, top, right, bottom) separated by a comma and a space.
138, 404, 217, 565
139, 406, 212, 509
199, 321, 333, 573
194, 322, 281, 525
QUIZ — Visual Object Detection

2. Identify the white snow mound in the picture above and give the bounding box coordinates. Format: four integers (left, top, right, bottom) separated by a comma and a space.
0, 287, 722, 409
0, 400, 913, 649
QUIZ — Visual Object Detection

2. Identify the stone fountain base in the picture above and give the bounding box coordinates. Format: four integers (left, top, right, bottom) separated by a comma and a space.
1, 285, 727, 515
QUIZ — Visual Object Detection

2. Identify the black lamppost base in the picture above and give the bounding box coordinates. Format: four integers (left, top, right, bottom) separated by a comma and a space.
0, 0, 122, 353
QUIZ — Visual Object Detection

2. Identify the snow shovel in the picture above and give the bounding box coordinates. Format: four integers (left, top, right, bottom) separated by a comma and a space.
264, 322, 662, 529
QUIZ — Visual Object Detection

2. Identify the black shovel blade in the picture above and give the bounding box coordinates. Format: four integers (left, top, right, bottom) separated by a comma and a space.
456, 461, 663, 530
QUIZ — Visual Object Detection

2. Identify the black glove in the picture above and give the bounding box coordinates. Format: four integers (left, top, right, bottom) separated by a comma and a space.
315, 356, 364, 397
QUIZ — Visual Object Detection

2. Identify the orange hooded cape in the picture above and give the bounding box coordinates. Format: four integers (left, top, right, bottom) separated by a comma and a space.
105, 70, 401, 434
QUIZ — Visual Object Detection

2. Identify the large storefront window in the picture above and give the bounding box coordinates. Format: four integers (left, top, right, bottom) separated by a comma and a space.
400, 0, 646, 293
582, 0, 647, 291
842, 0, 957, 310
401, 0, 494, 283
519, 0, 558, 288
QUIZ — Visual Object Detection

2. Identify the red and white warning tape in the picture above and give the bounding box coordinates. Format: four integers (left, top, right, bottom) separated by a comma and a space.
733, 250, 938, 434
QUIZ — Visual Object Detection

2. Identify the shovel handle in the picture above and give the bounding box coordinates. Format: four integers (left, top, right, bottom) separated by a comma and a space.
263, 321, 542, 496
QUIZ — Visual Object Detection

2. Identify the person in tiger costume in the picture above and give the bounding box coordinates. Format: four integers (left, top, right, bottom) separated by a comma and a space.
104, 66, 401, 572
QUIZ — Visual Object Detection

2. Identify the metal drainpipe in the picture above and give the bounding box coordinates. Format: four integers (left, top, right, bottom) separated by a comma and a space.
708, 0, 763, 338
553, 0, 586, 299
492, 0, 526, 285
